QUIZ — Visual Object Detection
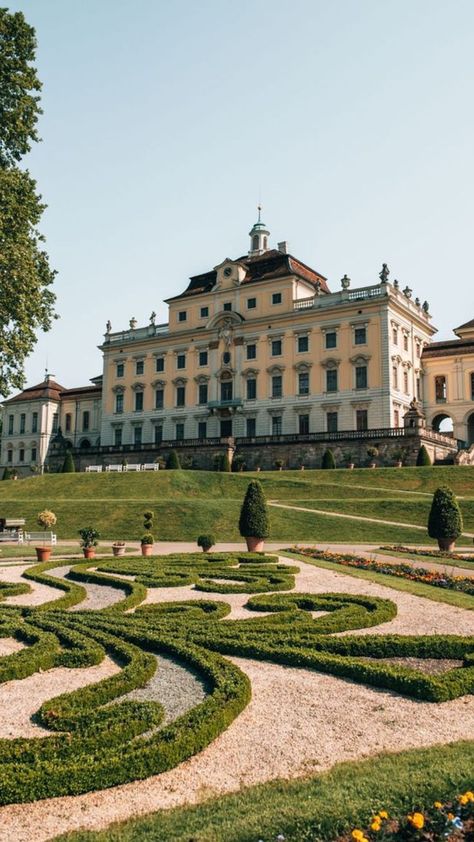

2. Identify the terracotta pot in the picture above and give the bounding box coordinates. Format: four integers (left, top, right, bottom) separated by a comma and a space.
438, 538, 456, 552
112, 545, 126, 557
347, 463, 355, 470
245, 536, 264, 553
82, 547, 95, 559
394, 461, 403, 468
35, 547, 51, 562
141, 544, 153, 556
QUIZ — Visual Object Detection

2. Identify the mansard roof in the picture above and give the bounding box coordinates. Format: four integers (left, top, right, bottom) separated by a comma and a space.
166, 249, 329, 302
4, 378, 65, 404
422, 337, 474, 358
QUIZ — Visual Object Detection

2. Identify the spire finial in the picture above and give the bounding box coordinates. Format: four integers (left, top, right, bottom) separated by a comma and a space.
257, 203, 262, 222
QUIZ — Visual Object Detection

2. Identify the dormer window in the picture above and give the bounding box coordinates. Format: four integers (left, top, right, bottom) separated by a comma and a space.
178, 311, 187, 323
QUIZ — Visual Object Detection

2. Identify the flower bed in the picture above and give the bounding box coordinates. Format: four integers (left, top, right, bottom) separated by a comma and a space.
381, 545, 474, 563
294, 548, 474, 596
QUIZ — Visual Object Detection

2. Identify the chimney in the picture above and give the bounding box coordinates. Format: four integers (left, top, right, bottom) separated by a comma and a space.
278, 241, 288, 254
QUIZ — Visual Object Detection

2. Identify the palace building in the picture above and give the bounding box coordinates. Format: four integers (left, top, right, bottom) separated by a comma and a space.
1, 213, 473, 474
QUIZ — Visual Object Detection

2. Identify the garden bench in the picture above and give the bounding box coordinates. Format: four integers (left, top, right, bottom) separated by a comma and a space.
141, 463, 160, 471
123, 464, 141, 472
105, 464, 122, 472
0, 531, 24, 544
85, 465, 103, 473
24, 531, 57, 545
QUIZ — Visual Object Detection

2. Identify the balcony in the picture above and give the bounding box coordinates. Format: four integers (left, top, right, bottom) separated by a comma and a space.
207, 398, 243, 410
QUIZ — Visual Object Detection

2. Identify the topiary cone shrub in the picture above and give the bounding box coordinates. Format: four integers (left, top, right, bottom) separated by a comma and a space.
238, 480, 269, 553
166, 450, 181, 469
321, 449, 335, 469
427, 485, 463, 552
416, 445, 432, 466
62, 451, 75, 472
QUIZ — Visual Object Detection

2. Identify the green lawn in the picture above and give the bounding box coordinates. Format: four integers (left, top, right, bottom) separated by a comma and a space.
0, 466, 472, 541
55, 740, 474, 842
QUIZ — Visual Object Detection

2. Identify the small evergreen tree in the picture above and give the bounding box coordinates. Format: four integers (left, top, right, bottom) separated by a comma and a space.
214, 453, 231, 472
427, 486, 463, 550
62, 451, 75, 472
238, 480, 269, 539
166, 450, 181, 469
321, 449, 336, 469
2, 467, 12, 480
416, 445, 431, 466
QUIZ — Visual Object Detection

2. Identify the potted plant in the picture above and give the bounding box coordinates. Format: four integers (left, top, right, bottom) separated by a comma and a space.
140, 511, 155, 556
428, 486, 463, 552
275, 459, 284, 471
112, 541, 126, 557
345, 452, 355, 470
392, 448, 404, 468
197, 534, 215, 553
238, 480, 269, 553
367, 446, 379, 468
35, 510, 57, 562
321, 449, 336, 469
78, 527, 100, 559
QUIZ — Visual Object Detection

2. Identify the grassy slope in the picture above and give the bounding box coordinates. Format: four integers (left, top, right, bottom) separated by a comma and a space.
0, 466, 471, 541
56, 740, 474, 842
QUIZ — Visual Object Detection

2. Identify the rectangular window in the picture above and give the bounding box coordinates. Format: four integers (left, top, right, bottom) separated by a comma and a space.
199, 350, 208, 367
156, 357, 164, 373
355, 365, 367, 389
19, 448, 24, 462
435, 375, 447, 402
52, 413, 59, 433
198, 421, 207, 439
416, 378, 421, 400
356, 409, 368, 431
271, 375, 282, 398
32, 412, 38, 434
115, 393, 124, 413
272, 415, 282, 435
246, 378, 256, 400
297, 335, 309, 353
116, 362, 124, 378
272, 292, 282, 305
271, 339, 282, 356
247, 297, 256, 310
327, 411, 338, 433
83, 410, 90, 430
394, 409, 400, 428
198, 383, 208, 404
403, 334, 409, 351
223, 302, 232, 311
200, 306, 209, 319
403, 371, 409, 394
299, 414, 309, 435
155, 389, 164, 409
246, 343, 256, 360
20, 414, 25, 434
31, 447, 37, 462
246, 417, 256, 437
154, 425, 163, 444
325, 331, 337, 349
65, 413, 72, 432
416, 343, 421, 359
298, 371, 309, 395
354, 327, 366, 345
392, 366, 398, 389
8, 415, 13, 435
136, 359, 144, 376
176, 423, 184, 441
114, 427, 122, 446
134, 392, 143, 412
133, 426, 142, 445
471, 372, 474, 401
392, 327, 398, 345
178, 311, 187, 322
220, 381, 233, 402
176, 386, 186, 407
7, 450, 12, 463
177, 354, 186, 369
326, 369, 338, 392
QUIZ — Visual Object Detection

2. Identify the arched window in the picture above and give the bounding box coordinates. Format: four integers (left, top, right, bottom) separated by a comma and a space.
263, 236, 268, 249
252, 234, 259, 251
65, 413, 72, 432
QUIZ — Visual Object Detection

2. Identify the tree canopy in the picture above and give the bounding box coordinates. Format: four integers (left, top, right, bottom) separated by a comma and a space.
0, 8, 56, 397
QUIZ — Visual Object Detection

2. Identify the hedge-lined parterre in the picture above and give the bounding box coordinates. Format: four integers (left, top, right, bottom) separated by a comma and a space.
0, 552, 471, 804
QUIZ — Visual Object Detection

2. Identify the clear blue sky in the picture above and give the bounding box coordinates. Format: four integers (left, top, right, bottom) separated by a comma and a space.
7, 0, 474, 390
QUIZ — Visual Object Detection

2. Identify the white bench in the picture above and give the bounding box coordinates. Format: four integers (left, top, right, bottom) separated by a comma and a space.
105, 464, 123, 473
85, 465, 103, 473
123, 464, 141, 472
141, 463, 160, 471
25, 532, 57, 545
0, 531, 24, 544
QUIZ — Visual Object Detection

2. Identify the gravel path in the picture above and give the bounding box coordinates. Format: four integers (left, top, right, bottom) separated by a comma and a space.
119, 653, 207, 725
0, 637, 24, 656
0, 565, 57, 607
46, 565, 126, 611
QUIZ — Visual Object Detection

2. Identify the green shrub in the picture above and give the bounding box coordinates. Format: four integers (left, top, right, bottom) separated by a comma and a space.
78, 527, 100, 548
62, 451, 75, 473
2, 467, 13, 480
238, 480, 269, 539
417, 445, 432, 466
166, 450, 181, 469
214, 453, 231, 472
197, 534, 215, 551
143, 510, 154, 531
428, 486, 463, 545
321, 449, 336, 469
140, 532, 154, 545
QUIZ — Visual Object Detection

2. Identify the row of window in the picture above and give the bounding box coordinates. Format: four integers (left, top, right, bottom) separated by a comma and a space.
392, 367, 421, 398
391, 327, 422, 356
7, 412, 39, 436
114, 328, 369, 380
6, 446, 37, 464
115, 367, 369, 413
112, 409, 370, 446
6, 410, 91, 436
435, 373, 474, 403
176, 292, 284, 323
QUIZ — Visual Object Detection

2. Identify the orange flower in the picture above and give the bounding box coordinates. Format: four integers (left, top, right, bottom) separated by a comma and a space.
408, 812, 424, 830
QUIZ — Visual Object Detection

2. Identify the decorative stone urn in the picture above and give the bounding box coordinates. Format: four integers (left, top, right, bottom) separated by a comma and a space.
437, 538, 456, 552
112, 543, 126, 557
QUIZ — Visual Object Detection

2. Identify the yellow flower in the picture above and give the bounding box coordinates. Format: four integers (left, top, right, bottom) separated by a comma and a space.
458, 794, 469, 805
370, 820, 381, 831
351, 832, 365, 841
433, 801, 443, 809
408, 812, 424, 830
447, 812, 455, 821
465, 791, 474, 801
379, 810, 388, 819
